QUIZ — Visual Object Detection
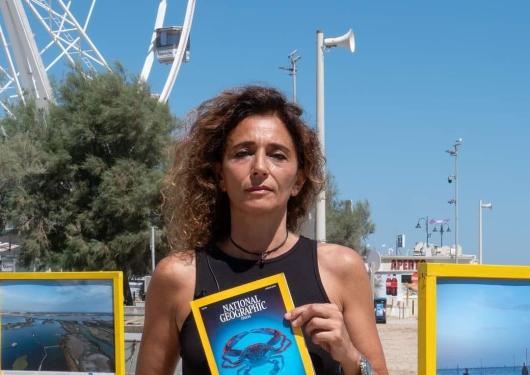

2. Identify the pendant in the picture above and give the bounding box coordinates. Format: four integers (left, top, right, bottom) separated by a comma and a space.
259, 252, 267, 267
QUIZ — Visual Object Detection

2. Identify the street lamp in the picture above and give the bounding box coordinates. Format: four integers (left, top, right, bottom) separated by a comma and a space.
447, 138, 463, 263
315, 28, 355, 242
479, 200, 493, 264
431, 219, 451, 247
415, 216, 431, 249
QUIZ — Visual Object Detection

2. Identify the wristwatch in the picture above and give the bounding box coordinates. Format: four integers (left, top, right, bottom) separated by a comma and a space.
338, 354, 372, 375
359, 354, 372, 375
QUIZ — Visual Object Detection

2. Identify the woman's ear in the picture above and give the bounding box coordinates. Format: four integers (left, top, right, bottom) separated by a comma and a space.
291, 170, 306, 197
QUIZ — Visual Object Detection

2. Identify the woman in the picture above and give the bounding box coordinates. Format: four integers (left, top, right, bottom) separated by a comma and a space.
136, 86, 388, 375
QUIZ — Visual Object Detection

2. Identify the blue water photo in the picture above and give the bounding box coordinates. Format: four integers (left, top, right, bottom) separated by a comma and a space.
0, 279, 115, 372
436, 279, 530, 373
438, 367, 528, 374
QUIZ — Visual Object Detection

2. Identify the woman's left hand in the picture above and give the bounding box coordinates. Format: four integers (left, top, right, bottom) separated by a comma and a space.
284, 303, 360, 368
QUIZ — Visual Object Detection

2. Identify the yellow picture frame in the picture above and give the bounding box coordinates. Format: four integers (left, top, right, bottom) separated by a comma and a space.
418, 263, 530, 374
0, 271, 124, 375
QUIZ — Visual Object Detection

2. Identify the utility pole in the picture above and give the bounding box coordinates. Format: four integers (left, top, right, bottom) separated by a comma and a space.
150, 226, 156, 273
315, 29, 355, 242
447, 138, 463, 263
479, 200, 492, 264
279, 50, 301, 103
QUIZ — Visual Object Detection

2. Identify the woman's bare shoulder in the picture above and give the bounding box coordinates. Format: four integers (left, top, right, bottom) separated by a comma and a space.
316, 242, 366, 277
150, 250, 196, 292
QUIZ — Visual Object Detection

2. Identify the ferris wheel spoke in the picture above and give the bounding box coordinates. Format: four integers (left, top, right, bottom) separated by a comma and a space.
0, 23, 24, 101
82, 0, 95, 31
158, 0, 196, 103
55, 0, 109, 70
140, 0, 167, 82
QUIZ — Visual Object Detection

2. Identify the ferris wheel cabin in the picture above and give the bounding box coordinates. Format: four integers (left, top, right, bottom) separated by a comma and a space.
155, 26, 190, 64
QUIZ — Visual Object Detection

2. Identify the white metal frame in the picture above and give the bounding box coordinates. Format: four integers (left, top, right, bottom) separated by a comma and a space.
0, 0, 194, 117
0, 0, 110, 113
140, 0, 196, 104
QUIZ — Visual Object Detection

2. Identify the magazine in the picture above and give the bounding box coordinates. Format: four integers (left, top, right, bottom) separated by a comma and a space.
190, 273, 315, 375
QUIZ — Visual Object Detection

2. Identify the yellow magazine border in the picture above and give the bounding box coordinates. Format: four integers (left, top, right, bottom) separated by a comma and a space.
190, 273, 314, 375
418, 263, 530, 374
0, 271, 124, 375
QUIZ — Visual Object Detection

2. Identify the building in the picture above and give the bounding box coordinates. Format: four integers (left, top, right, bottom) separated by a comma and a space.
371, 246, 476, 319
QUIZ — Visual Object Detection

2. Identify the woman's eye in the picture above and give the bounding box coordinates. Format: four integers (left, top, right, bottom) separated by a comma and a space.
234, 150, 250, 158
271, 153, 287, 160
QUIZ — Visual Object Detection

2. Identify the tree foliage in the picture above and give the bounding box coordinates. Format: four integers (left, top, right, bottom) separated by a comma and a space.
326, 174, 375, 254
0, 66, 178, 302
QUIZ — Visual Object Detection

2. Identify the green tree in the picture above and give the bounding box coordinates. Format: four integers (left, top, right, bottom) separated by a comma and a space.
0, 66, 178, 304
0, 102, 48, 234
326, 174, 375, 254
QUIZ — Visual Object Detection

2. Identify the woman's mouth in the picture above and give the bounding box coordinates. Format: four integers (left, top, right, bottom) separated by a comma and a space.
245, 186, 272, 192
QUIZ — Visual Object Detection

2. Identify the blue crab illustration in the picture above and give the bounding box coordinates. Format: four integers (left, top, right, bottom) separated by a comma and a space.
221, 327, 291, 374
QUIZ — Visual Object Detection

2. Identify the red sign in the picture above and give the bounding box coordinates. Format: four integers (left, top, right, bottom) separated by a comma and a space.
390, 259, 425, 271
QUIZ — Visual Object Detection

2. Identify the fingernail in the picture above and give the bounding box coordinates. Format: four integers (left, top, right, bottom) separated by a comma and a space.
284, 312, 291, 319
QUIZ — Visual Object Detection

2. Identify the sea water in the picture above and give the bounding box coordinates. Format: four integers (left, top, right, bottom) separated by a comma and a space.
1, 314, 114, 371
438, 367, 527, 375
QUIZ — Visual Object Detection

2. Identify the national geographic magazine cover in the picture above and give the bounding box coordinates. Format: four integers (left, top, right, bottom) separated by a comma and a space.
190, 273, 314, 375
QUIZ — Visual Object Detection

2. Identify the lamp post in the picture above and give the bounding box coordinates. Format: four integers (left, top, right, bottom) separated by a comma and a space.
432, 220, 451, 247
315, 28, 355, 242
415, 216, 431, 249
447, 138, 463, 263
479, 200, 493, 264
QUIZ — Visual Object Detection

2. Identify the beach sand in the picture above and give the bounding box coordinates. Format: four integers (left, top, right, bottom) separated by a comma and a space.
377, 317, 418, 375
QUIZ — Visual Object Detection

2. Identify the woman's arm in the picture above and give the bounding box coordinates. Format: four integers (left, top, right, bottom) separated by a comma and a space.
135, 253, 195, 375
285, 244, 388, 375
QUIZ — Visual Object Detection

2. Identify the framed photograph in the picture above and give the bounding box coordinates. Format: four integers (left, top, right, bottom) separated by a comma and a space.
419, 263, 530, 375
0, 272, 124, 375
191, 273, 315, 375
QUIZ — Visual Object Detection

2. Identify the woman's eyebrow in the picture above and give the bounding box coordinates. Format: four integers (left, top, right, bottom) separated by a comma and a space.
267, 143, 292, 154
229, 141, 255, 149
228, 141, 292, 153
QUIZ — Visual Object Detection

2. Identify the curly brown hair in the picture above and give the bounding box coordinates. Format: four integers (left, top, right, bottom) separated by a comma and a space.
162, 86, 325, 251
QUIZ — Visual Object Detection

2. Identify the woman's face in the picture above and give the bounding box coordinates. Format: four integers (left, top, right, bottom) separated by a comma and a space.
219, 114, 305, 217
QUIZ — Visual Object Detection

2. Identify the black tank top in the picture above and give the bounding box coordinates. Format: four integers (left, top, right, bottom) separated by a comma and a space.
178, 236, 342, 375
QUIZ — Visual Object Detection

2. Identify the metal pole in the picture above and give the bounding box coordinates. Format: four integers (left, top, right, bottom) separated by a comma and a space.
425, 216, 429, 248
150, 226, 156, 273
316, 30, 326, 242
292, 60, 297, 103
280, 51, 300, 103
454, 151, 458, 263
479, 200, 483, 264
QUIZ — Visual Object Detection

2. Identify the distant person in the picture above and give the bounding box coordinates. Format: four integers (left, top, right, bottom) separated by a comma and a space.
463, 369, 469, 375
522, 362, 528, 375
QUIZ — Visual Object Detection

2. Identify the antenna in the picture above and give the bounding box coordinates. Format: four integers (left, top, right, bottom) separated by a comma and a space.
279, 50, 301, 103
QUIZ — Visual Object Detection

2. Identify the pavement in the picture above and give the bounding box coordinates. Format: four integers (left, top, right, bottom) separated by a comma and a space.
377, 317, 418, 375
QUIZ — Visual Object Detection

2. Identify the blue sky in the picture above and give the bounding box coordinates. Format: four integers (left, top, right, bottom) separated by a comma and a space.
0, 280, 113, 313
437, 279, 530, 368
24, 1, 530, 265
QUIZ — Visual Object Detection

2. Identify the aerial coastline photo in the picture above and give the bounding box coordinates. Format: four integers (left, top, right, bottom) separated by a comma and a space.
437, 279, 530, 375
0, 279, 115, 373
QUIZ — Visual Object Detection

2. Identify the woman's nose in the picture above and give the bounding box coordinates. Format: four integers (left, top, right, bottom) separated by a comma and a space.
251, 151, 268, 176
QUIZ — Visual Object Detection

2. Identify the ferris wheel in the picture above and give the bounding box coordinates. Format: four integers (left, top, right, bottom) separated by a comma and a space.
0, 0, 196, 118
